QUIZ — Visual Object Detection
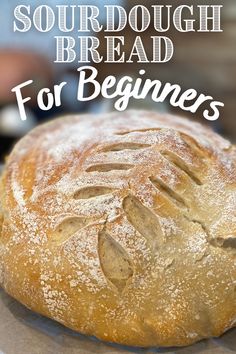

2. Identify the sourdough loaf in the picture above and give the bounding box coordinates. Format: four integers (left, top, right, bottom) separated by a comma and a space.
0, 111, 235, 347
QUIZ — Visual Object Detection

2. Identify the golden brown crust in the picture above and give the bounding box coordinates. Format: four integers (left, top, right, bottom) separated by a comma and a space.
0, 110, 236, 347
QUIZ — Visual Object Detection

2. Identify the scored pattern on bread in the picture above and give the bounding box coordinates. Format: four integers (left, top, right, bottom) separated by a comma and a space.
0, 111, 235, 347
123, 195, 164, 250
50, 217, 94, 245
85, 163, 134, 172
98, 230, 134, 291
160, 150, 203, 185
116, 128, 162, 135
149, 176, 188, 209
100, 142, 151, 152
73, 186, 116, 200
179, 133, 209, 158
210, 235, 236, 250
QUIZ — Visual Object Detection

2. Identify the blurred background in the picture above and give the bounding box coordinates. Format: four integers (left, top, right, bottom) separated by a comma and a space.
0, 0, 235, 163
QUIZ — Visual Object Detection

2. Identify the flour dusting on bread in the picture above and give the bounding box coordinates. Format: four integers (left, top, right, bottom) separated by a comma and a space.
0, 111, 235, 347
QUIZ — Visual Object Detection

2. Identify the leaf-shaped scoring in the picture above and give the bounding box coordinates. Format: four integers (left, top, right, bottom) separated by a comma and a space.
50, 217, 92, 245
123, 195, 164, 250
98, 231, 133, 291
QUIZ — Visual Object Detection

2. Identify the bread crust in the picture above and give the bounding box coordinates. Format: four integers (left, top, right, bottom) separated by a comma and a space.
0, 111, 236, 347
